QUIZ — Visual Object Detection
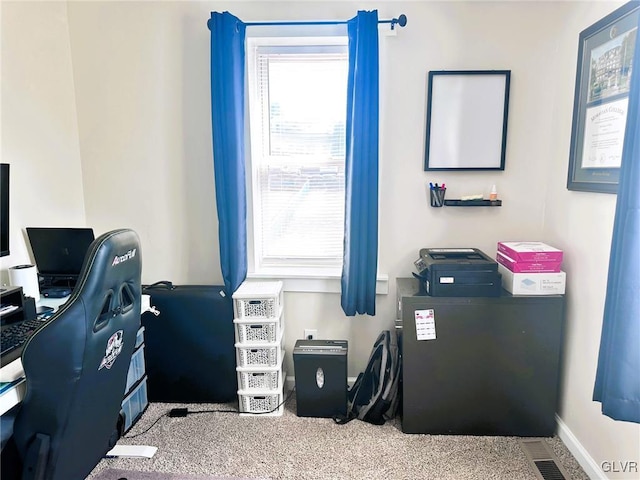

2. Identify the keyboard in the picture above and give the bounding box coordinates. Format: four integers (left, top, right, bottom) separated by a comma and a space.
1, 318, 48, 366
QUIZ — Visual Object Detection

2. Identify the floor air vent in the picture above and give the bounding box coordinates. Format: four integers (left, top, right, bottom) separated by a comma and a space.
519, 439, 571, 480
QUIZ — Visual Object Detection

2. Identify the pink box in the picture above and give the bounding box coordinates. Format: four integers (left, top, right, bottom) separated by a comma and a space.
497, 242, 564, 263
496, 251, 562, 273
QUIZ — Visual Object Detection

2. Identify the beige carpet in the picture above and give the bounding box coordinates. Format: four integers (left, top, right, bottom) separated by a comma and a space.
91, 468, 257, 480
88, 393, 589, 480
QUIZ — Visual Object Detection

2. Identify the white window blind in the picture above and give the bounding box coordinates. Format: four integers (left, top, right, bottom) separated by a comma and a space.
248, 42, 348, 270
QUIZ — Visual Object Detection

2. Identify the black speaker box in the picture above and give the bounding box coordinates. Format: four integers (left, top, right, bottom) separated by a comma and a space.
23, 295, 36, 321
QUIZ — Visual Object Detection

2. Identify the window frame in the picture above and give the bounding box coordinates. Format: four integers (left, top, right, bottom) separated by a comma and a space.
244, 33, 389, 295
246, 36, 349, 278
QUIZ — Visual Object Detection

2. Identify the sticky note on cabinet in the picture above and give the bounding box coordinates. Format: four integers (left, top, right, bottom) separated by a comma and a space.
415, 309, 436, 341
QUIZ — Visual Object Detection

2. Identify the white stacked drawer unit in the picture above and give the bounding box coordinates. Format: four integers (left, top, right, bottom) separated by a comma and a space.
233, 280, 285, 416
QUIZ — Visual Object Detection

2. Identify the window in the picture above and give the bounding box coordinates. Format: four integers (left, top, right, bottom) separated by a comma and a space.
247, 38, 349, 275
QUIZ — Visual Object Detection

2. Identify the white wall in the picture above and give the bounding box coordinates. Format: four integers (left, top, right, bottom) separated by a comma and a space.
64, 0, 568, 375
2, 1, 639, 478
0, 1, 86, 284
538, 3, 640, 478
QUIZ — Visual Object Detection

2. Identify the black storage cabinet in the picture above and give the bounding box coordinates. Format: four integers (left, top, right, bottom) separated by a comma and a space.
397, 278, 565, 436
141, 283, 237, 402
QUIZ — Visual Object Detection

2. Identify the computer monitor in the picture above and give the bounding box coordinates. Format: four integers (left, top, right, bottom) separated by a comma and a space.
0, 164, 9, 257
26, 227, 95, 287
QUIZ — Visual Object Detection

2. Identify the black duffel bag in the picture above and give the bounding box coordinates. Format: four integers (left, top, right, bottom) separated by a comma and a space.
141, 281, 237, 402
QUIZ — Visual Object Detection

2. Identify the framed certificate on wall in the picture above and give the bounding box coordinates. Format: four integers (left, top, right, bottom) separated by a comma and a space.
567, 2, 639, 193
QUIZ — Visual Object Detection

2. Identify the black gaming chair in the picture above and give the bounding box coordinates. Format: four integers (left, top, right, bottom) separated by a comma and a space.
1, 228, 142, 480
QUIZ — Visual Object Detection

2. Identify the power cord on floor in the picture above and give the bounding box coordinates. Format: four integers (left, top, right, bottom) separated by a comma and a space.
123, 405, 238, 439
124, 413, 168, 439
123, 387, 296, 439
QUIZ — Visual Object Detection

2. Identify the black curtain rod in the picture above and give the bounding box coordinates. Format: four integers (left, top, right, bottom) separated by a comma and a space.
243, 14, 407, 30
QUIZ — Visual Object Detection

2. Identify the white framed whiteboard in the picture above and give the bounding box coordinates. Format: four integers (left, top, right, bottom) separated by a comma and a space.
424, 70, 511, 170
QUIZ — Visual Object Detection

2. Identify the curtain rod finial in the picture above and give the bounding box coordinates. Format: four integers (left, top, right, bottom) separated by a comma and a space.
391, 14, 407, 30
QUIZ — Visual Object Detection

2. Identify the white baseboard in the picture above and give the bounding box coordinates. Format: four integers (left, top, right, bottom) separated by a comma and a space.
556, 414, 605, 480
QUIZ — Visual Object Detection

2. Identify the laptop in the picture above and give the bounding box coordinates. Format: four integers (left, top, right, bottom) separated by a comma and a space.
26, 227, 95, 293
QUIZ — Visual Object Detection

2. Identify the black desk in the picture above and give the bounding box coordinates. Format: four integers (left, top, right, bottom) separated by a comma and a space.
397, 278, 565, 436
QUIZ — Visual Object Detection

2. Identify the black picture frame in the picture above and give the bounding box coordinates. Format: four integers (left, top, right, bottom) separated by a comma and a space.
567, 2, 639, 193
424, 70, 510, 171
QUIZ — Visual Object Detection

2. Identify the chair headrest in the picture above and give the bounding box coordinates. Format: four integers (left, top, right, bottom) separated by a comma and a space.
59, 229, 142, 327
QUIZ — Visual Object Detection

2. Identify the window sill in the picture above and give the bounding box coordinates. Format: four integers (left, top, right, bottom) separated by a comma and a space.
246, 270, 389, 294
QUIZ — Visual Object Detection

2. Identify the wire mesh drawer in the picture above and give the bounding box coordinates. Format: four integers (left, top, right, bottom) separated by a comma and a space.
234, 313, 284, 344
235, 342, 284, 368
232, 281, 283, 320
236, 363, 283, 391
238, 370, 279, 391
238, 391, 283, 415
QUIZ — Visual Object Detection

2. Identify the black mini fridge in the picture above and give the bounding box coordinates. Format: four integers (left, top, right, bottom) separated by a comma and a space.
293, 339, 348, 418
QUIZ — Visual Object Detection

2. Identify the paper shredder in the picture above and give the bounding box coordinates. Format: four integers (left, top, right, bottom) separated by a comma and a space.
293, 339, 348, 418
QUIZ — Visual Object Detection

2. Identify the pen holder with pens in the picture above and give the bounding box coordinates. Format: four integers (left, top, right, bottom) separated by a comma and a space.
430, 187, 446, 207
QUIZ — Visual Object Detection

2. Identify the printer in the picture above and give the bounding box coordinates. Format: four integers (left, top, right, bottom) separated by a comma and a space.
413, 248, 502, 297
